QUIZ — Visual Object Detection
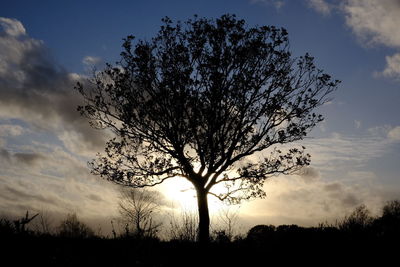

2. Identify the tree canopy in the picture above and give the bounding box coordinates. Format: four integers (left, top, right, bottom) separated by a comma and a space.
76, 14, 339, 242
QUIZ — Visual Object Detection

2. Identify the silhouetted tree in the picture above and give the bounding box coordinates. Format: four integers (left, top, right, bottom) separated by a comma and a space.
213, 206, 240, 242
58, 213, 94, 238
76, 14, 339, 242
338, 205, 373, 234
375, 200, 400, 237
118, 188, 162, 239
247, 224, 276, 243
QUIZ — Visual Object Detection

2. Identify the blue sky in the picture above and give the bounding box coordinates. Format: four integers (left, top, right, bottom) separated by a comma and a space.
0, 0, 399, 230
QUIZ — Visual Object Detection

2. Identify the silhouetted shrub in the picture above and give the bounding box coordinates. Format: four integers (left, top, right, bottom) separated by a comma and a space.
374, 200, 400, 238
337, 205, 373, 234
212, 230, 231, 243
57, 213, 94, 238
0, 217, 15, 236
167, 210, 198, 242
246, 224, 276, 242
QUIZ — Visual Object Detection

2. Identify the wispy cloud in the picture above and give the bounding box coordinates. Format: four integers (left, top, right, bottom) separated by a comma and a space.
342, 0, 400, 48
0, 17, 108, 156
250, 0, 286, 10
0, 17, 26, 37
388, 126, 400, 141
0, 124, 24, 137
378, 53, 400, 80
307, 0, 334, 15
342, 0, 400, 80
0, 17, 118, 222
305, 0, 400, 81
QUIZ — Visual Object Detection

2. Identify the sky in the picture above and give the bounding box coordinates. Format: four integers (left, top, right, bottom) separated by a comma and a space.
1, 0, 400, 232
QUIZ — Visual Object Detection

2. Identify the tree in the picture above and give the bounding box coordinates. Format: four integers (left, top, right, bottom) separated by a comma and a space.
76, 14, 339, 243
338, 205, 373, 234
58, 213, 94, 238
118, 188, 162, 238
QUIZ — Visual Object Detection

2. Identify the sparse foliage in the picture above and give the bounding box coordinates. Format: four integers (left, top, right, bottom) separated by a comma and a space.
58, 213, 94, 238
337, 205, 373, 233
212, 206, 240, 242
167, 209, 198, 241
118, 188, 162, 238
77, 14, 339, 242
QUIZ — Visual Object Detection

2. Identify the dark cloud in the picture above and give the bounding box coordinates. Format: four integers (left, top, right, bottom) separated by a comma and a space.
0, 148, 10, 161
324, 182, 342, 192
14, 152, 45, 166
297, 166, 320, 183
87, 194, 103, 202
2, 184, 51, 203
341, 193, 361, 207
0, 148, 45, 166
0, 17, 108, 155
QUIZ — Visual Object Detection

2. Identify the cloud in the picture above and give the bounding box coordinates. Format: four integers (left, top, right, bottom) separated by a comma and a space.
342, 0, 400, 48
306, 1, 400, 81
14, 152, 46, 166
367, 125, 400, 141
0, 141, 121, 221
0, 17, 26, 37
297, 166, 320, 183
0, 17, 121, 227
0, 17, 108, 156
307, 0, 333, 15
250, 0, 285, 10
341, 0, 400, 80
354, 120, 361, 129
379, 53, 400, 80
388, 126, 400, 141
0, 147, 45, 167
240, 172, 381, 227
0, 124, 24, 136
82, 56, 102, 66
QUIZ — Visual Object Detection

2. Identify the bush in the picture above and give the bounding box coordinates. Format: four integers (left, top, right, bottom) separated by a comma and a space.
337, 205, 373, 234
57, 213, 95, 238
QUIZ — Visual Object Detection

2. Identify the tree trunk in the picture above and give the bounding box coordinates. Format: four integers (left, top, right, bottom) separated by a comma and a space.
196, 187, 210, 243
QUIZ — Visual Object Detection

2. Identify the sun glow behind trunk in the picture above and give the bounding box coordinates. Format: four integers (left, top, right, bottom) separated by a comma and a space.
160, 177, 227, 215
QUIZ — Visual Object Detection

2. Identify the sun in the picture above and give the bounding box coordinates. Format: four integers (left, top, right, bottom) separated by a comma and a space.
160, 177, 227, 215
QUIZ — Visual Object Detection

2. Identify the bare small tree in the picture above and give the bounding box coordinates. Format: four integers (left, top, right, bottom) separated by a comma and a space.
58, 213, 94, 238
118, 188, 162, 238
212, 206, 240, 242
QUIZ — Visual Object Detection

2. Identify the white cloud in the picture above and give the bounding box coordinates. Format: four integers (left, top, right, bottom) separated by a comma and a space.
0, 17, 108, 156
240, 173, 385, 227
251, 0, 285, 10
354, 120, 361, 129
342, 0, 400, 48
306, 0, 400, 82
307, 0, 333, 15
388, 126, 400, 141
82, 56, 102, 66
342, 0, 400, 81
0, 124, 24, 137
0, 141, 121, 220
0, 17, 26, 37
380, 53, 400, 80
0, 17, 118, 226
